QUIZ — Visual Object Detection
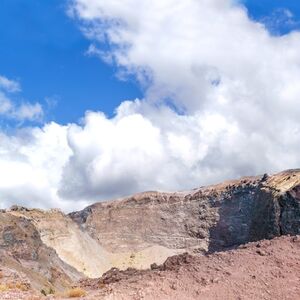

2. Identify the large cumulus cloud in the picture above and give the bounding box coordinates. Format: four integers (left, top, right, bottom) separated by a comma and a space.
1, 0, 300, 211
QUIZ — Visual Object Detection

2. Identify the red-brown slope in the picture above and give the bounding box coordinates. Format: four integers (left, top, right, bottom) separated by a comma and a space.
78, 235, 300, 300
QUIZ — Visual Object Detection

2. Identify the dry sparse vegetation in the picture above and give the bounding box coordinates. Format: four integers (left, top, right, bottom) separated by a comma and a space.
14, 282, 30, 291
66, 287, 86, 298
40, 287, 55, 296
0, 284, 9, 292
0, 282, 30, 292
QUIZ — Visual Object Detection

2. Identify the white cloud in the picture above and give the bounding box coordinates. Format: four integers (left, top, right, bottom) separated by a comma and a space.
11, 102, 43, 122
0, 92, 13, 114
1, 0, 300, 210
0, 123, 72, 210
1, 98, 299, 211
0, 75, 21, 93
0, 75, 43, 122
58, 104, 239, 202
0, 104, 241, 210
70, 0, 300, 114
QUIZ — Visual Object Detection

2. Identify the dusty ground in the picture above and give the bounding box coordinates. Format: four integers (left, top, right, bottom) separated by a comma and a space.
76, 235, 300, 300
2, 235, 299, 299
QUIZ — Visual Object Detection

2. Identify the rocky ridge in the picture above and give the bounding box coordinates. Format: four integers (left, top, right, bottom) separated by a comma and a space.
70, 169, 300, 254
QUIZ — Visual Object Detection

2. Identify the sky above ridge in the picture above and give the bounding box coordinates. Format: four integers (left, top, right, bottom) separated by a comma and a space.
0, 0, 300, 211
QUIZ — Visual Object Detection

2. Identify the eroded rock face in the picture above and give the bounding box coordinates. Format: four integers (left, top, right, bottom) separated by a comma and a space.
0, 212, 82, 292
70, 169, 300, 255
279, 186, 300, 235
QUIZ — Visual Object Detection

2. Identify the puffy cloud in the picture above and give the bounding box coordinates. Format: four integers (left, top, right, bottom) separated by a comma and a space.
66, 0, 300, 181
1, 98, 299, 211
0, 75, 43, 122
57, 98, 300, 205
1, 0, 300, 210
0, 105, 230, 210
70, 0, 300, 121
58, 103, 243, 203
0, 123, 71, 210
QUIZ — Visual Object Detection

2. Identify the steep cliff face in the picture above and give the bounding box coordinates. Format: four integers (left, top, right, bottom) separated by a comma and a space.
70, 169, 300, 256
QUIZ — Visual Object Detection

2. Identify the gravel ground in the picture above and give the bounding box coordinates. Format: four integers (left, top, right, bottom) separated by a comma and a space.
1, 235, 300, 300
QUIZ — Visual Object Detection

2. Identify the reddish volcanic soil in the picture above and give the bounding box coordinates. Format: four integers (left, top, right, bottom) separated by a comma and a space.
77, 235, 300, 300
1, 235, 300, 299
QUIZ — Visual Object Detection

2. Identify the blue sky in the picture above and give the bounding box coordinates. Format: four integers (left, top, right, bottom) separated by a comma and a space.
244, 0, 300, 34
0, 0, 299, 125
0, 0, 141, 125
